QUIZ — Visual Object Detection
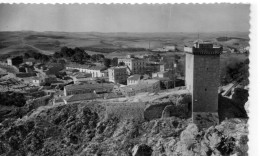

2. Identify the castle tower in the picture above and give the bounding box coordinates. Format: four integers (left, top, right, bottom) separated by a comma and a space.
184, 40, 222, 129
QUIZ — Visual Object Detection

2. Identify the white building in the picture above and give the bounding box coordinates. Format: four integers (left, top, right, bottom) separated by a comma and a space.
164, 45, 176, 51
118, 56, 147, 75
127, 74, 142, 85
66, 63, 106, 78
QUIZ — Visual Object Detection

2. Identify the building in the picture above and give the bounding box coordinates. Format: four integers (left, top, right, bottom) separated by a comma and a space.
118, 56, 147, 75
71, 73, 93, 84
31, 75, 57, 86
7, 56, 23, 66
64, 83, 114, 96
119, 79, 160, 97
108, 66, 127, 84
66, 63, 106, 78
44, 75, 57, 84
127, 74, 142, 85
184, 40, 222, 129
145, 62, 160, 74
24, 58, 36, 66
164, 45, 176, 51
64, 93, 98, 104
152, 70, 172, 79
32, 77, 45, 86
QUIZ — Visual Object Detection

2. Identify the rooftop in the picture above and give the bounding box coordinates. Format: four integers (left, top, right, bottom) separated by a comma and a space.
127, 74, 142, 81
66, 93, 97, 103
66, 63, 106, 71
184, 40, 222, 55
65, 83, 114, 91
109, 66, 127, 69
121, 79, 160, 92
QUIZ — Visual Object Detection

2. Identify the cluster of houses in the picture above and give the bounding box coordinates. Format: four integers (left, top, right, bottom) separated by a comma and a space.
1, 53, 183, 106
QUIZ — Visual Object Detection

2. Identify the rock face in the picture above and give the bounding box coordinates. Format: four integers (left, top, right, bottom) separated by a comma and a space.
0, 94, 248, 156
132, 144, 153, 156
144, 94, 191, 121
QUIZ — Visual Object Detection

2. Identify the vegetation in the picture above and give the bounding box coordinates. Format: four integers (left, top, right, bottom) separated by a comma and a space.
0, 92, 26, 107
111, 57, 118, 66
81, 47, 147, 53
221, 58, 249, 85
24, 51, 50, 62
53, 46, 90, 64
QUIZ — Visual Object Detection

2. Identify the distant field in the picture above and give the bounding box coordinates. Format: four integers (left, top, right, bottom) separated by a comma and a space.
0, 31, 250, 57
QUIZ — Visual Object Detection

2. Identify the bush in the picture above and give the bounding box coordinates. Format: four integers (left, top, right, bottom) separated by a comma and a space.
221, 58, 249, 85
0, 92, 26, 107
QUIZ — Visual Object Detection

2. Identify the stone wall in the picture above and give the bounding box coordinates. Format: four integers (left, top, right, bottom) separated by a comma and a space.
144, 94, 192, 121
105, 102, 145, 121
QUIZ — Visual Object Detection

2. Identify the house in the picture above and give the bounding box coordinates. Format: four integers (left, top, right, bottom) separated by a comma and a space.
66, 63, 107, 78
127, 74, 142, 85
64, 93, 98, 104
32, 77, 45, 86
118, 55, 147, 75
119, 79, 160, 97
15, 72, 37, 78
24, 58, 36, 66
7, 56, 23, 66
71, 73, 93, 84
164, 45, 176, 51
64, 83, 114, 96
152, 70, 174, 79
108, 66, 127, 84
44, 75, 57, 84
18, 64, 34, 73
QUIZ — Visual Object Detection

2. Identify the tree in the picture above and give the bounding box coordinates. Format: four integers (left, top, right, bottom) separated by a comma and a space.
111, 57, 118, 66
118, 62, 125, 66
24, 53, 30, 59
103, 58, 111, 67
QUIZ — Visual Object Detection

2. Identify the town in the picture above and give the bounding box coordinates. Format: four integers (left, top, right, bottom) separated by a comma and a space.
0, 44, 185, 106
0, 3, 251, 156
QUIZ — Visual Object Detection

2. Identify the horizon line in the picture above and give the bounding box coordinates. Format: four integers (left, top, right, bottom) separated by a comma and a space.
0, 30, 250, 34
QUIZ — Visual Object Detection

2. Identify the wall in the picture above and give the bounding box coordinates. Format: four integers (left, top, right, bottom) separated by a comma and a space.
192, 55, 220, 113
105, 102, 145, 121
185, 53, 194, 93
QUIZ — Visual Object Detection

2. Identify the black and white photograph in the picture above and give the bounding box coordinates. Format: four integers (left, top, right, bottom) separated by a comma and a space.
0, 3, 252, 156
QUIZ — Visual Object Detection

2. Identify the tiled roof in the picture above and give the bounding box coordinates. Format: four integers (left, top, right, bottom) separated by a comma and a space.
67, 93, 97, 102
66, 63, 106, 71
121, 79, 159, 92
65, 83, 114, 91
127, 74, 141, 81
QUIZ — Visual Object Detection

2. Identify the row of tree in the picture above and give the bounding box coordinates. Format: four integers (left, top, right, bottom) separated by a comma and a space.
53, 46, 121, 67
24, 51, 50, 62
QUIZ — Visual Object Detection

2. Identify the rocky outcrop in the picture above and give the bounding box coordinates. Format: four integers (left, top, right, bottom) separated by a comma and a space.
218, 93, 248, 122
132, 144, 153, 156
0, 93, 248, 156
144, 94, 191, 121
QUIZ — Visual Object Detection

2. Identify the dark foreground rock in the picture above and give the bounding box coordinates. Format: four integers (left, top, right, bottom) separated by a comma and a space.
0, 99, 248, 156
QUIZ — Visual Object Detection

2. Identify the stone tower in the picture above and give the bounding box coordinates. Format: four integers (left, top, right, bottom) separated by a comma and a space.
184, 40, 222, 129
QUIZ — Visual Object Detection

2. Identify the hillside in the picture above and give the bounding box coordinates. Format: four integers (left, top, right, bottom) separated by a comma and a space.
0, 31, 249, 56
0, 87, 249, 156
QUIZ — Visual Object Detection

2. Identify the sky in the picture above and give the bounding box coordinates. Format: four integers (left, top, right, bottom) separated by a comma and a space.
0, 4, 250, 32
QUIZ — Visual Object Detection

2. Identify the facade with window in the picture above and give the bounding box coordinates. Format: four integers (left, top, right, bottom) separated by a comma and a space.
108, 66, 127, 84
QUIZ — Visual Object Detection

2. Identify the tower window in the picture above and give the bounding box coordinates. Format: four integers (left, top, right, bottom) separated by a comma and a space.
205, 88, 207, 91
206, 68, 208, 71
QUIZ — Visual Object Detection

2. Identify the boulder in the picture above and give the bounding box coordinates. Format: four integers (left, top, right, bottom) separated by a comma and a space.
161, 105, 174, 118
132, 144, 153, 156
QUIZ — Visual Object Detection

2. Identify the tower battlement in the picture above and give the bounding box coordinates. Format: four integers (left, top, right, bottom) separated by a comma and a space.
184, 40, 222, 55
